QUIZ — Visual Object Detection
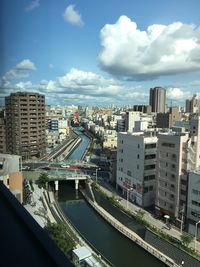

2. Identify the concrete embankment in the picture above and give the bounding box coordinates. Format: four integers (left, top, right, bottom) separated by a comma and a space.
81, 189, 179, 267
56, 137, 82, 161
45, 190, 114, 267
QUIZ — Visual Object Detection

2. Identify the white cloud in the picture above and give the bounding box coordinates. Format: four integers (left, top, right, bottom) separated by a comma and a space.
1, 59, 36, 82
190, 80, 200, 86
63, 5, 84, 26
49, 64, 54, 69
25, 0, 40, 12
15, 81, 33, 90
99, 16, 200, 80
167, 87, 191, 100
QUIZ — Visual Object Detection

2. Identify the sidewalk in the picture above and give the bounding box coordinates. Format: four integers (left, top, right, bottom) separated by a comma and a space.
24, 183, 56, 227
97, 181, 200, 254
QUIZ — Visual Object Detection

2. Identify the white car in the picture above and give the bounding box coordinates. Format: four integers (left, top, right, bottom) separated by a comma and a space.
60, 164, 70, 168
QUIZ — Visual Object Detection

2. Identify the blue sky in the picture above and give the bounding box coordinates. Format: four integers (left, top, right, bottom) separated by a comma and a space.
1, 0, 200, 107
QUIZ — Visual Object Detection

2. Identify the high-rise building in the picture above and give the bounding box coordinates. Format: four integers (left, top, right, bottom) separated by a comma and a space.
0, 109, 6, 154
116, 132, 157, 208
5, 92, 46, 159
149, 87, 166, 113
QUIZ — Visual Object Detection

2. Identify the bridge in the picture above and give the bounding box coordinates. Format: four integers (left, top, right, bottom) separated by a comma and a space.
23, 169, 90, 191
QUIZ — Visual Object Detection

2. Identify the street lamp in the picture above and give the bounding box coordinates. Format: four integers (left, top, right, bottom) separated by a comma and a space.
126, 187, 133, 209
195, 220, 200, 252
181, 260, 184, 266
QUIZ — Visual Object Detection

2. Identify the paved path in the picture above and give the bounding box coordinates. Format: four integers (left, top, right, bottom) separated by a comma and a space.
24, 184, 56, 227
97, 181, 200, 254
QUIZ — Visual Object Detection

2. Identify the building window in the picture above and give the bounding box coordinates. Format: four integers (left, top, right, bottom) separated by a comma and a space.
161, 142, 175, 148
144, 187, 148, 193
137, 164, 139, 169
138, 144, 140, 148
149, 185, 153, 191
144, 164, 155, 170
145, 143, 156, 149
127, 170, 132, 176
137, 154, 140, 159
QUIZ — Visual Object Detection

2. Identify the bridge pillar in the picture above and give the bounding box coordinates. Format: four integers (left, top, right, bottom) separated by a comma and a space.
75, 179, 79, 190
55, 180, 59, 191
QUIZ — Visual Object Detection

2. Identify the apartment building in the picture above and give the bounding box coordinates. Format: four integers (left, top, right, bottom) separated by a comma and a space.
116, 132, 157, 208
125, 111, 141, 132
0, 110, 6, 154
187, 171, 200, 239
157, 107, 181, 129
5, 92, 46, 159
155, 129, 189, 220
185, 94, 200, 113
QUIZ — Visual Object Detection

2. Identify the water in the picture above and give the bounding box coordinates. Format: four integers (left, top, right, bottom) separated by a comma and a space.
58, 183, 166, 267
58, 131, 166, 267
67, 130, 90, 160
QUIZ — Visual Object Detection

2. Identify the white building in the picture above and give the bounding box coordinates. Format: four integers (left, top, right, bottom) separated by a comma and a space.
116, 132, 157, 207
155, 129, 189, 219
187, 171, 200, 239
125, 111, 141, 132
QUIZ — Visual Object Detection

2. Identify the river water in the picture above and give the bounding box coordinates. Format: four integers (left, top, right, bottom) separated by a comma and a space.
58, 130, 166, 267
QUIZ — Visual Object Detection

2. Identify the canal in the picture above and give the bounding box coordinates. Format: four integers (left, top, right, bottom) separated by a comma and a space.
58, 130, 166, 267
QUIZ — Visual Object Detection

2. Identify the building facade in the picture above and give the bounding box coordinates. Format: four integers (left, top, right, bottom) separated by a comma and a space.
149, 87, 166, 113
155, 130, 189, 220
5, 92, 46, 159
0, 110, 6, 154
187, 171, 200, 239
116, 132, 157, 208
0, 153, 23, 203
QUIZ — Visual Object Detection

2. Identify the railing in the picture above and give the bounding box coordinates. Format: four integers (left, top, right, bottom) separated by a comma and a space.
82, 190, 180, 267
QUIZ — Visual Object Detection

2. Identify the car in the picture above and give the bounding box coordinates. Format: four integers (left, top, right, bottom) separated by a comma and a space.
22, 166, 30, 170
60, 164, 70, 168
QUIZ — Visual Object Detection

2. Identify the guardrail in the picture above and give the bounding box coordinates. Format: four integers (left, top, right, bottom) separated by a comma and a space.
82, 190, 180, 267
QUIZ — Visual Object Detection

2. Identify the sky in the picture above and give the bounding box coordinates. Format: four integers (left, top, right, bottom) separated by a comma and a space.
0, 0, 200, 107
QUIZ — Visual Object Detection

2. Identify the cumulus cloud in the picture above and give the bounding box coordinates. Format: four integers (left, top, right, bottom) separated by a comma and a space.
63, 5, 84, 26
25, 0, 40, 12
167, 87, 191, 100
1, 59, 36, 84
99, 16, 200, 80
15, 81, 33, 90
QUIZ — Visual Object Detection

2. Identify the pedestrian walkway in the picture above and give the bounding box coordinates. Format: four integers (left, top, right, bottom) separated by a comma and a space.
97, 182, 200, 254
24, 184, 56, 227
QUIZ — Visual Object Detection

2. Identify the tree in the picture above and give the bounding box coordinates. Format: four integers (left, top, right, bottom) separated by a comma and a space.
180, 233, 194, 247
37, 172, 49, 189
45, 223, 76, 256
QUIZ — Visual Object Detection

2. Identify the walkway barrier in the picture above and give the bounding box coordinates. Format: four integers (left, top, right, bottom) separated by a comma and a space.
45, 190, 115, 267
82, 190, 180, 267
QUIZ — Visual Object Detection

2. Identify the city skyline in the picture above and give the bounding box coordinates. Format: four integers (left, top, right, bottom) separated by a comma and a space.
1, 0, 200, 107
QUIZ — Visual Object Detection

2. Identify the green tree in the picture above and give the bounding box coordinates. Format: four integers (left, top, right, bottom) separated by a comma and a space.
37, 172, 49, 189
45, 223, 76, 256
180, 233, 194, 247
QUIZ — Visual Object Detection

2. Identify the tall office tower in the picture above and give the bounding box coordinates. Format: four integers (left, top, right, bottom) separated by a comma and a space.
5, 92, 46, 159
116, 132, 157, 208
155, 129, 189, 221
149, 87, 166, 113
